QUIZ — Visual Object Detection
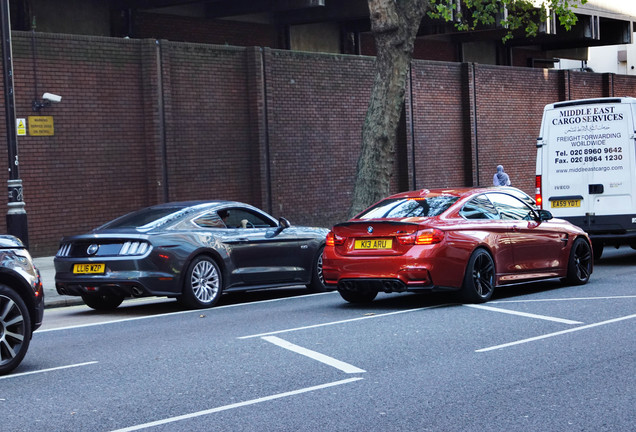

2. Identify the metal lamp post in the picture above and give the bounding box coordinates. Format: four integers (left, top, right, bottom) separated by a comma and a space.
1, 0, 28, 247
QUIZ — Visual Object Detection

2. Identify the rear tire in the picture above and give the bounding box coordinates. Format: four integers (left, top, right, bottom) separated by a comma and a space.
0, 285, 32, 376
565, 238, 592, 285
460, 249, 495, 303
338, 290, 378, 304
81, 293, 125, 310
306, 246, 327, 293
180, 256, 223, 309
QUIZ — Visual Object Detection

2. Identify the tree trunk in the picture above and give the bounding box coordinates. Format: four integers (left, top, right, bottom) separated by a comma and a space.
349, 0, 428, 217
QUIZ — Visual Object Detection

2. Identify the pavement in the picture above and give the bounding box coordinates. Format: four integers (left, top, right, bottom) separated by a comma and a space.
33, 256, 84, 308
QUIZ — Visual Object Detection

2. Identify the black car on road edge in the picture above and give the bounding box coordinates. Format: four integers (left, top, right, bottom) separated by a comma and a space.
0, 235, 44, 376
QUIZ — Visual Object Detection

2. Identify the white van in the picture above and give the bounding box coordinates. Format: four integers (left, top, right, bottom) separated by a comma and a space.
535, 97, 636, 259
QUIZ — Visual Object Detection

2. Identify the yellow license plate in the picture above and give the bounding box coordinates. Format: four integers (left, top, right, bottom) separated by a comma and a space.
73, 263, 106, 274
551, 199, 581, 208
354, 239, 393, 250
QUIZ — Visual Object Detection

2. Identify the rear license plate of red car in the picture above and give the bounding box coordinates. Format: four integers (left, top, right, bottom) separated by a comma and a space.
354, 239, 392, 250
73, 263, 105, 274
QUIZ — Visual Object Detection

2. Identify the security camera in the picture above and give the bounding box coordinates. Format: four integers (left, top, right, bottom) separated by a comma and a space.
42, 92, 62, 103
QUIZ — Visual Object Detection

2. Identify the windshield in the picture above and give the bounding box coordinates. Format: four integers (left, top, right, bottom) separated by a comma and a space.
357, 196, 459, 219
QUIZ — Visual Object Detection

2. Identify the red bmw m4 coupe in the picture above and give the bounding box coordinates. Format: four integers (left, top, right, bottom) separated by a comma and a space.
323, 187, 593, 304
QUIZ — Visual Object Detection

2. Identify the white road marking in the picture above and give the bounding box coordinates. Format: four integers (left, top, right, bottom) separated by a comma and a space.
0, 361, 98, 380
262, 336, 366, 374
239, 304, 449, 339
109, 377, 363, 432
491, 295, 636, 304
477, 313, 636, 352
465, 304, 583, 324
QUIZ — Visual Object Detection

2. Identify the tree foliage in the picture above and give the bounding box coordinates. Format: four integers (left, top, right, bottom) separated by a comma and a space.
349, 0, 586, 217
429, 0, 585, 42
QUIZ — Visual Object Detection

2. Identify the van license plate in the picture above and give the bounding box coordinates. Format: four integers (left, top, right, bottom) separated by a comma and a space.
354, 239, 392, 250
551, 199, 581, 208
73, 263, 105, 274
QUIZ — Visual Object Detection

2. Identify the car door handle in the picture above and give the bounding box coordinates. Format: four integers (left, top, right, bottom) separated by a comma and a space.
512, 226, 520, 232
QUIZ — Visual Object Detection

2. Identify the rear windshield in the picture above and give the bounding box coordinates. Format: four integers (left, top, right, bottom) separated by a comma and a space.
98, 206, 188, 230
357, 196, 459, 219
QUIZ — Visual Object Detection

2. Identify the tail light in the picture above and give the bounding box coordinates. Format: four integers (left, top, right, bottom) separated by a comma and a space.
535, 175, 543, 209
397, 234, 416, 245
57, 243, 71, 257
120, 241, 151, 256
398, 229, 444, 245
326, 231, 345, 246
415, 229, 444, 245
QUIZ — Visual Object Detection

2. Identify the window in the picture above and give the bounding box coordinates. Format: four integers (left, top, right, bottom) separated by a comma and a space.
459, 194, 499, 220
216, 208, 277, 228
487, 193, 536, 221
501, 188, 537, 209
193, 212, 226, 228
358, 196, 459, 219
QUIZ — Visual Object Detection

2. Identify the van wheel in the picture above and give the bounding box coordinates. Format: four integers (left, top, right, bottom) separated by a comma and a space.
592, 241, 603, 260
565, 238, 592, 285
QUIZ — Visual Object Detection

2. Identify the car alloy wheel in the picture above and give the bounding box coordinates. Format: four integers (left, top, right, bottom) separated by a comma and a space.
181, 256, 223, 309
0, 286, 32, 375
307, 246, 327, 293
461, 249, 495, 303
566, 238, 592, 285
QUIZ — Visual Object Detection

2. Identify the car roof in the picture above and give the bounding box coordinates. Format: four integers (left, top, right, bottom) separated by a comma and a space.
93, 200, 267, 232
147, 200, 238, 209
384, 186, 529, 200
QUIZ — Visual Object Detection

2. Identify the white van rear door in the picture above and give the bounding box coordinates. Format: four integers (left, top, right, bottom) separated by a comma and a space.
542, 100, 634, 217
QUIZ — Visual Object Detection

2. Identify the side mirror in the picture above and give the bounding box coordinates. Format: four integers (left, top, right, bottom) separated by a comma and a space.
266, 217, 291, 239
278, 217, 291, 229
536, 209, 553, 221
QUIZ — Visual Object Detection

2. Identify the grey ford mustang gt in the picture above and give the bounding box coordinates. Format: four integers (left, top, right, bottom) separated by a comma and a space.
54, 201, 328, 310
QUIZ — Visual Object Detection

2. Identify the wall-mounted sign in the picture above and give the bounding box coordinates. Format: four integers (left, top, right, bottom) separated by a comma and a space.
16, 118, 26, 136
28, 115, 54, 136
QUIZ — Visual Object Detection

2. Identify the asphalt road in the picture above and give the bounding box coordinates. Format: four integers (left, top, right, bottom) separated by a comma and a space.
3, 247, 635, 432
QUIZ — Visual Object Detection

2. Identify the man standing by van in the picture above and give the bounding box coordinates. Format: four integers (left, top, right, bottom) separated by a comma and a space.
493, 165, 511, 186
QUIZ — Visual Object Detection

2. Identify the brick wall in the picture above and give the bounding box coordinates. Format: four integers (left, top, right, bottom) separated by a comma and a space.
408, 61, 471, 190
263, 49, 375, 226
1, 31, 634, 256
6, 32, 154, 253
159, 41, 259, 204
613, 74, 636, 96
569, 71, 606, 100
